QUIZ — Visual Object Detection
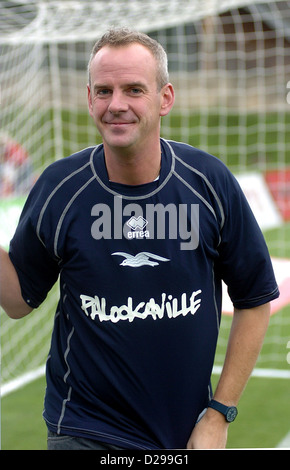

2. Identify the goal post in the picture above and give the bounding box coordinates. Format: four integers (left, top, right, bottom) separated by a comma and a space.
1, 0, 290, 394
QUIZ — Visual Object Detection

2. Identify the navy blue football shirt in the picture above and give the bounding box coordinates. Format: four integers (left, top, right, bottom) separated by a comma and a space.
9, 139, 279, 449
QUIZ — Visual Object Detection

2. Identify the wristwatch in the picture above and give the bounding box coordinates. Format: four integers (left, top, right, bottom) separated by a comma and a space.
208, 399, 238, 423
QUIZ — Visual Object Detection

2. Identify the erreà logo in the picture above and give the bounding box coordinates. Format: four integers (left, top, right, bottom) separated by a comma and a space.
127, 216, 148, 231
126, 216, 149, 239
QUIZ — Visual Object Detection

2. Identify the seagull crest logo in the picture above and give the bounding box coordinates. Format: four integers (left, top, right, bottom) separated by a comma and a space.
112, 252, 170, 267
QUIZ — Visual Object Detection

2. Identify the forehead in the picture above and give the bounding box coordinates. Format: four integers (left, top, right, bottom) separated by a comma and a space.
90, 44, 157, 84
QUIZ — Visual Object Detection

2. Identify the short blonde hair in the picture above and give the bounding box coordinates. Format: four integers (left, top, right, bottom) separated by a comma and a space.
88, 27, 169, 91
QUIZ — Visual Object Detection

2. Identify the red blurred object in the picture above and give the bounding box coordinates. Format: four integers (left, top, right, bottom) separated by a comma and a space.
265, 169, 290, 221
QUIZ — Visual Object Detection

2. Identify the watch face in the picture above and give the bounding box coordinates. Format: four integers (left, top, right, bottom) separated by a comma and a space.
226, 407, 238, 422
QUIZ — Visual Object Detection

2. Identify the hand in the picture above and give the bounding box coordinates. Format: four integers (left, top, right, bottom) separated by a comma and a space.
186, 408, 229, 449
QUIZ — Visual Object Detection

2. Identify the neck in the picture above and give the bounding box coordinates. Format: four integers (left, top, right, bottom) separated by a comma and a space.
104, 141, 161, 185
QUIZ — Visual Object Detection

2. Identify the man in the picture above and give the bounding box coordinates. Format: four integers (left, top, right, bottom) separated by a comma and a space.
0, 28, 279, 450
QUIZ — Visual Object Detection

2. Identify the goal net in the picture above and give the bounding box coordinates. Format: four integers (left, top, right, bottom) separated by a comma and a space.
1, 0, 290, 395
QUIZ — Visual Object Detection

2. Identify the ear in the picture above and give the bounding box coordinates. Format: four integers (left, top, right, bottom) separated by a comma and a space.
87, 84, 93, 117
160, 83, 175, 117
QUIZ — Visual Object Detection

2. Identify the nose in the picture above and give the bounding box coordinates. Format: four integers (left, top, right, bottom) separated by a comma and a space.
108, 90, 129, 114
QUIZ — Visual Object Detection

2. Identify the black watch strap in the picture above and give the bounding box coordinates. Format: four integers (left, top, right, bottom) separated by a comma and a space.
208, 399, 238, 423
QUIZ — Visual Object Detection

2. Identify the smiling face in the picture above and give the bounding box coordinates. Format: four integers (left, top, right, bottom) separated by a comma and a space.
87, 43, 174, 157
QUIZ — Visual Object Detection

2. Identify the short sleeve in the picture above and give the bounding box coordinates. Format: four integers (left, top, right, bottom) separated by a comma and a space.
216, 173, 279, 309
9, 178, 60, 309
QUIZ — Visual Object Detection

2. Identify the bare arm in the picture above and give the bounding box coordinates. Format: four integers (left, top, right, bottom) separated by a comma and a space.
186, 302, 271, 449
0, 246, 33, 319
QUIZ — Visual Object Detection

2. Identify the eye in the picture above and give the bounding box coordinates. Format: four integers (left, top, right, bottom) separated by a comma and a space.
129, 87, 143, 95
96, 88, 112, 97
